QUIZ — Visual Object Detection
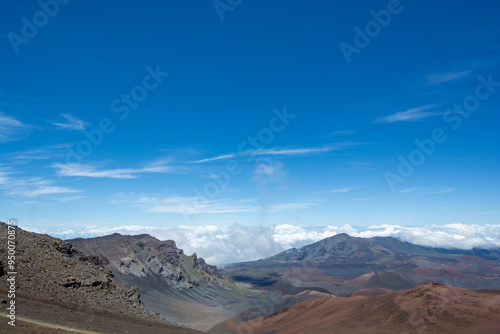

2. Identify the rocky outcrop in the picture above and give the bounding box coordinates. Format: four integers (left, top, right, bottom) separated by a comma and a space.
0, 222, 162, 321
68, 233, 270, 331
69, 233, 223, 290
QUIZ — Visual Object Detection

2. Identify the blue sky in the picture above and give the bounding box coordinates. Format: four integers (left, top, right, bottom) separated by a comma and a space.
1, 0, 499, 246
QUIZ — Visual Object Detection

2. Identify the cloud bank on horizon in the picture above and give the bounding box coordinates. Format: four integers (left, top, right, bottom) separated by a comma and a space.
28, 223, 500, 266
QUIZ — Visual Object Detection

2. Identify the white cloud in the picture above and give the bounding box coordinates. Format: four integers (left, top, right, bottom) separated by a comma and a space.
271, 224, 355, 249
399, 187, 456, 194
325, 187, 356, 193
43, 223, 500, 267
467, 211, 500, 216
326, 130, 356, 137
0, 112, 35, 142
138, 196, 259, 214
194, 143, 362, 163
48, 114, 89, 130
375, 104, 445, 123
430, 187, 456, 194
0, 112, 23, 128
3, 143, 73, 164
54, 163, 137, 179
399, 187, 419, 193
196, 153, 237, 163
111, 193, 316, 217
53, 161, 173, 179
26, 186, 79, 197
254, 159, 285, 185
58, 195, 88, 202
426, 71, 470, 85
0, 169, 12, 184
263, 202, 318, 214
361, 223, 500, 250
53, 224, 284, 266
0, 169, 80, 197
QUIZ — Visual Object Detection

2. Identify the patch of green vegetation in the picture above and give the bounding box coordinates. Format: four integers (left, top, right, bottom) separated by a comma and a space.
221, 280, 264, 298
370, 254, 396, 264
39, 266, 46, 273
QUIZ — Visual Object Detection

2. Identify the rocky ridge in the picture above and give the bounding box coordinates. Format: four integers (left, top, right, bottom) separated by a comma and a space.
0, 222, 164, 322
69, 233, 224, 290
68, 233, 271, 331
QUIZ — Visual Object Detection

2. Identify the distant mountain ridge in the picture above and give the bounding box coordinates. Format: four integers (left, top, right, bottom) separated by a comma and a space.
269, 233, 500, 263
223, 232, 500, 298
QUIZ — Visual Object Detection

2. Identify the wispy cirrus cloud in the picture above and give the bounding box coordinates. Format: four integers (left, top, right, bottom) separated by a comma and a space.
0, 169, 79, 197
326, 130, 356, 137
324, 187, 356, 193
48, 114, 89, 130
0, 112, 35, 142
53, 159, 173, 179
426, 70, 470, 85
375, 104, 445, 123
57, 195, 88, 202
110, 192, 317, 216
399, 187, 456, 194
398, 188, 421, 193
3, 143, 73, 164
54, 163, 139, 179
195, 143, 363, 163
261, 202, 318, 214
466, 211, 500, 216
24, 186, 79, 197
139, 196, 258, 214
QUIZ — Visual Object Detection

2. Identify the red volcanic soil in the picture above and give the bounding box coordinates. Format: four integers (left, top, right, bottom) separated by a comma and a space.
213, 283, 500, 334
414, 267, 469, 279
347, 270, 416, 291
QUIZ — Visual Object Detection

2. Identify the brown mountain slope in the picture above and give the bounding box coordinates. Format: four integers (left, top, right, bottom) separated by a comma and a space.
223, 233, 500, 298
0, 286, 203, 334
212, 283, 500, 334
0, 222, 152, 319
0, 222, 200, 333
347, 270, 416, 291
